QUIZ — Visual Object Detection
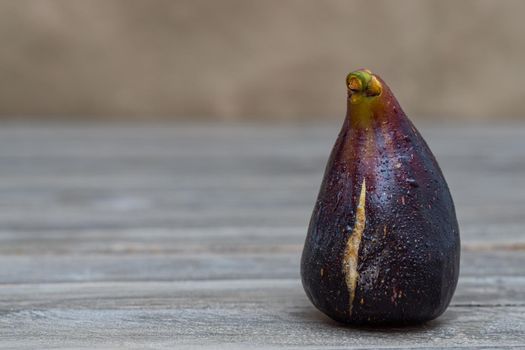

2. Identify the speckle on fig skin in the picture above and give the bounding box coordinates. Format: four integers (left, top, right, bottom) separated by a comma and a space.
300, 69, 460, 326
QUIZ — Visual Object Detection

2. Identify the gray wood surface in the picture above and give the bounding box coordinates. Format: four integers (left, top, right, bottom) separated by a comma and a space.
0, 123, 524, 349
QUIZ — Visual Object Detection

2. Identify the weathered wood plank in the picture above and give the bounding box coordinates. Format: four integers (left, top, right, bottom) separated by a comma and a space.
2, 278, 524, 308
0, 280, 524, 349
0, 212, 523, 247
0, 251, 523, 284
0, 223, 523, 254
0, 123, 523, 153
1, 277, 524, 308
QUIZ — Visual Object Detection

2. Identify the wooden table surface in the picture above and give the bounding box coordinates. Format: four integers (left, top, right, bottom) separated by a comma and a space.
0, 124, 524, 349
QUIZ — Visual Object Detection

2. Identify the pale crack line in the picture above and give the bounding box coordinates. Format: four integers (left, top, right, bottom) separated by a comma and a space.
342, 178, 367, 315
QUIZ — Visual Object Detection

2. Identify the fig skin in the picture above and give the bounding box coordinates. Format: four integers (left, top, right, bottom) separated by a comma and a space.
301, 69, 460, 325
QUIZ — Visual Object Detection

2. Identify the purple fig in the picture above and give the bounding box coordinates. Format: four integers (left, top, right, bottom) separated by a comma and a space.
301, 69, 460, 325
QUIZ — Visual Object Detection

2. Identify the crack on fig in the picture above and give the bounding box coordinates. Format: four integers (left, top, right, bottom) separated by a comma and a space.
342, 178, 367, 316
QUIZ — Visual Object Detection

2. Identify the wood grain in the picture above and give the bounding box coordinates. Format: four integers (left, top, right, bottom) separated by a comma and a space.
0, 124, 524, 349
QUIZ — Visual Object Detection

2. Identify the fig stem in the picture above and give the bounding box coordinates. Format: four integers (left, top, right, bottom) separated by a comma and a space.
346, 69, 382, 100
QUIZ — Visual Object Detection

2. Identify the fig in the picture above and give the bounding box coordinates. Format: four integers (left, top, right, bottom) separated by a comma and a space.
301, 69, 460, 325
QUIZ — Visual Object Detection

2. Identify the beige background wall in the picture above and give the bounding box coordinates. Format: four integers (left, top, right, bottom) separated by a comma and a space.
0, 0, 524, 121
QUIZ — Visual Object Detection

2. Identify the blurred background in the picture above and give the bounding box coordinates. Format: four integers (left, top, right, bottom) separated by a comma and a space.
1, 0, 524, 122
